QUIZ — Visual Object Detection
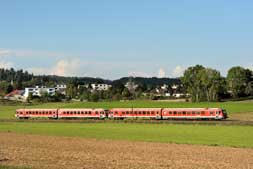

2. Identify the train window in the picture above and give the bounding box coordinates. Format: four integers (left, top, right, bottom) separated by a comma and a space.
173, 111, 177, 115
192, 111, 195, 115
201, 111, 205, 115
84, 111, 87, 114
182, 111, 186, 115
197, 112, 200, 115
143, 111, 146, 115
138, 111, 141, 115
49, 112, 52, 114
169, 112, 172, 115
147, 111, 150, 115
126, 111, 129, 114
216, 111, 219, 115
36, 111, 38, 114
151, 111, 154, 115
70, 112, 73, 115
122, 112, 125, 115
88, 111, 91, 115
77, 111, 80, 115
210, 112, 214, 115
115, 111, 118, 115
81, 111, 84, 114
134, 111, 137, 115
95, 111, 98, 115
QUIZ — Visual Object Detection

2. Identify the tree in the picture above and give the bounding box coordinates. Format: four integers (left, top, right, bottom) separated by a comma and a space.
122, 88, 131, 99
227, 66, 248, 98
27, 92, 33, 103
6, 84, 13, 94
181, 65, 205, 102
201, 68, 225, 101
41, 91, 49, 102
90, 92, 99, 102
182, 65, 225, 102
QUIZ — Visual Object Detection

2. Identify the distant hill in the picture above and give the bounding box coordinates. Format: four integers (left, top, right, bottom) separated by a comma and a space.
112, 77, 181, 86
0, 68, 181, 87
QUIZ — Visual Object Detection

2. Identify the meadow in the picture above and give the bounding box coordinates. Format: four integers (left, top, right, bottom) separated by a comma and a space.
0, 100, 252, 149
0, 100, 253, 120
0, 122, 252, 148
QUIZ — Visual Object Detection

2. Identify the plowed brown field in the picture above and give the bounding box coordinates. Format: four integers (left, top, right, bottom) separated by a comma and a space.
0, 132, 252, 169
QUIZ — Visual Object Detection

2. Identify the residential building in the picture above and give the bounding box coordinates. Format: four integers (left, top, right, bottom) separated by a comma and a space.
91, 84, 112, 91
4, 90, 25, 101
23, 86, 56, 98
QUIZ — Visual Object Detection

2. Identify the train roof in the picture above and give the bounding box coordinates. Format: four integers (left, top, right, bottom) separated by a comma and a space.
110, 108, 162, 110
58, 108, 104, 111
16, 108, 58, 111
162, 108, 222, 111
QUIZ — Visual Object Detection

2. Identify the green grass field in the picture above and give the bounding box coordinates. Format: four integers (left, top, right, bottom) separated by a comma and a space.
0, 122, 252, 148
1, 100, 253, 120
1, 100, 252, 148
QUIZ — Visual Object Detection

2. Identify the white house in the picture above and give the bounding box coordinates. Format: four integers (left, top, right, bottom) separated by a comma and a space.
91, 84, 112, 91
125, 81, 138, 91
55, 84, 67, 95
171, 84, 178, 90
23, 86, 56, 98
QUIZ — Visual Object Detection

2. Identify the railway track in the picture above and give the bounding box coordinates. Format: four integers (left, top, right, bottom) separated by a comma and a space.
1, 118, 253, 126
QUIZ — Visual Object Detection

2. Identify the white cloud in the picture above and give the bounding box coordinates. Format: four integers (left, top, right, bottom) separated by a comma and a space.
158, 68, 166, 78
27, 58, 81, 76
171, 66, 185, 77
128, 71, 151, 78
0, 61, 15, 69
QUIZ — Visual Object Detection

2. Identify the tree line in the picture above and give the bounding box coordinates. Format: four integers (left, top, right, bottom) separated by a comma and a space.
0, 66, 252, 102
181, 65, 253, 102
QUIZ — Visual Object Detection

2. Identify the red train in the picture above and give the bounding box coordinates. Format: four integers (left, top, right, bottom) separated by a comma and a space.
15, 108, 227, 120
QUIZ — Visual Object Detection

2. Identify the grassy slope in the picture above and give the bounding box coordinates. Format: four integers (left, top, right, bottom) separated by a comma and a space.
1, 100, 253, 120
0, 122, 252, 148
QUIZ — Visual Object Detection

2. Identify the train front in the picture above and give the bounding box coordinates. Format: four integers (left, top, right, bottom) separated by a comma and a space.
222, 109, 228, 119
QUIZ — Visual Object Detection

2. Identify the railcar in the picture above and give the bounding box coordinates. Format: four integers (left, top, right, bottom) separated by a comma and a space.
161, 108, 227, 120
58, 108, 106, 119
15, 109, 58, 119
108, 108, 162, 119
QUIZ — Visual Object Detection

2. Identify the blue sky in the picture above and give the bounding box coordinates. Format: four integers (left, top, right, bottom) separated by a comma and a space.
0, 0, 253, 79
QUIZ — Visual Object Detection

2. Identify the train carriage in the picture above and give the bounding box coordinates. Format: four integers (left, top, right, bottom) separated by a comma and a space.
109, 108, 162, 119
15, 109, 58, 119
162, 108, 226, 120
58, 108, 106, 119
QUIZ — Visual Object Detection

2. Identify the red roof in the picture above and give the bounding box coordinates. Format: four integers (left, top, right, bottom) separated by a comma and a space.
5, 90, 24, 97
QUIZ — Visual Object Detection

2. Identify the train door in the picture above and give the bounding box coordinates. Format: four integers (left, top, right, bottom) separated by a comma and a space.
215, 111, 219, 119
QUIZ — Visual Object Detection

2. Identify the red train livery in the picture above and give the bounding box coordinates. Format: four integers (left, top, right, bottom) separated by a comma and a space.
15, 108, 227, 120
